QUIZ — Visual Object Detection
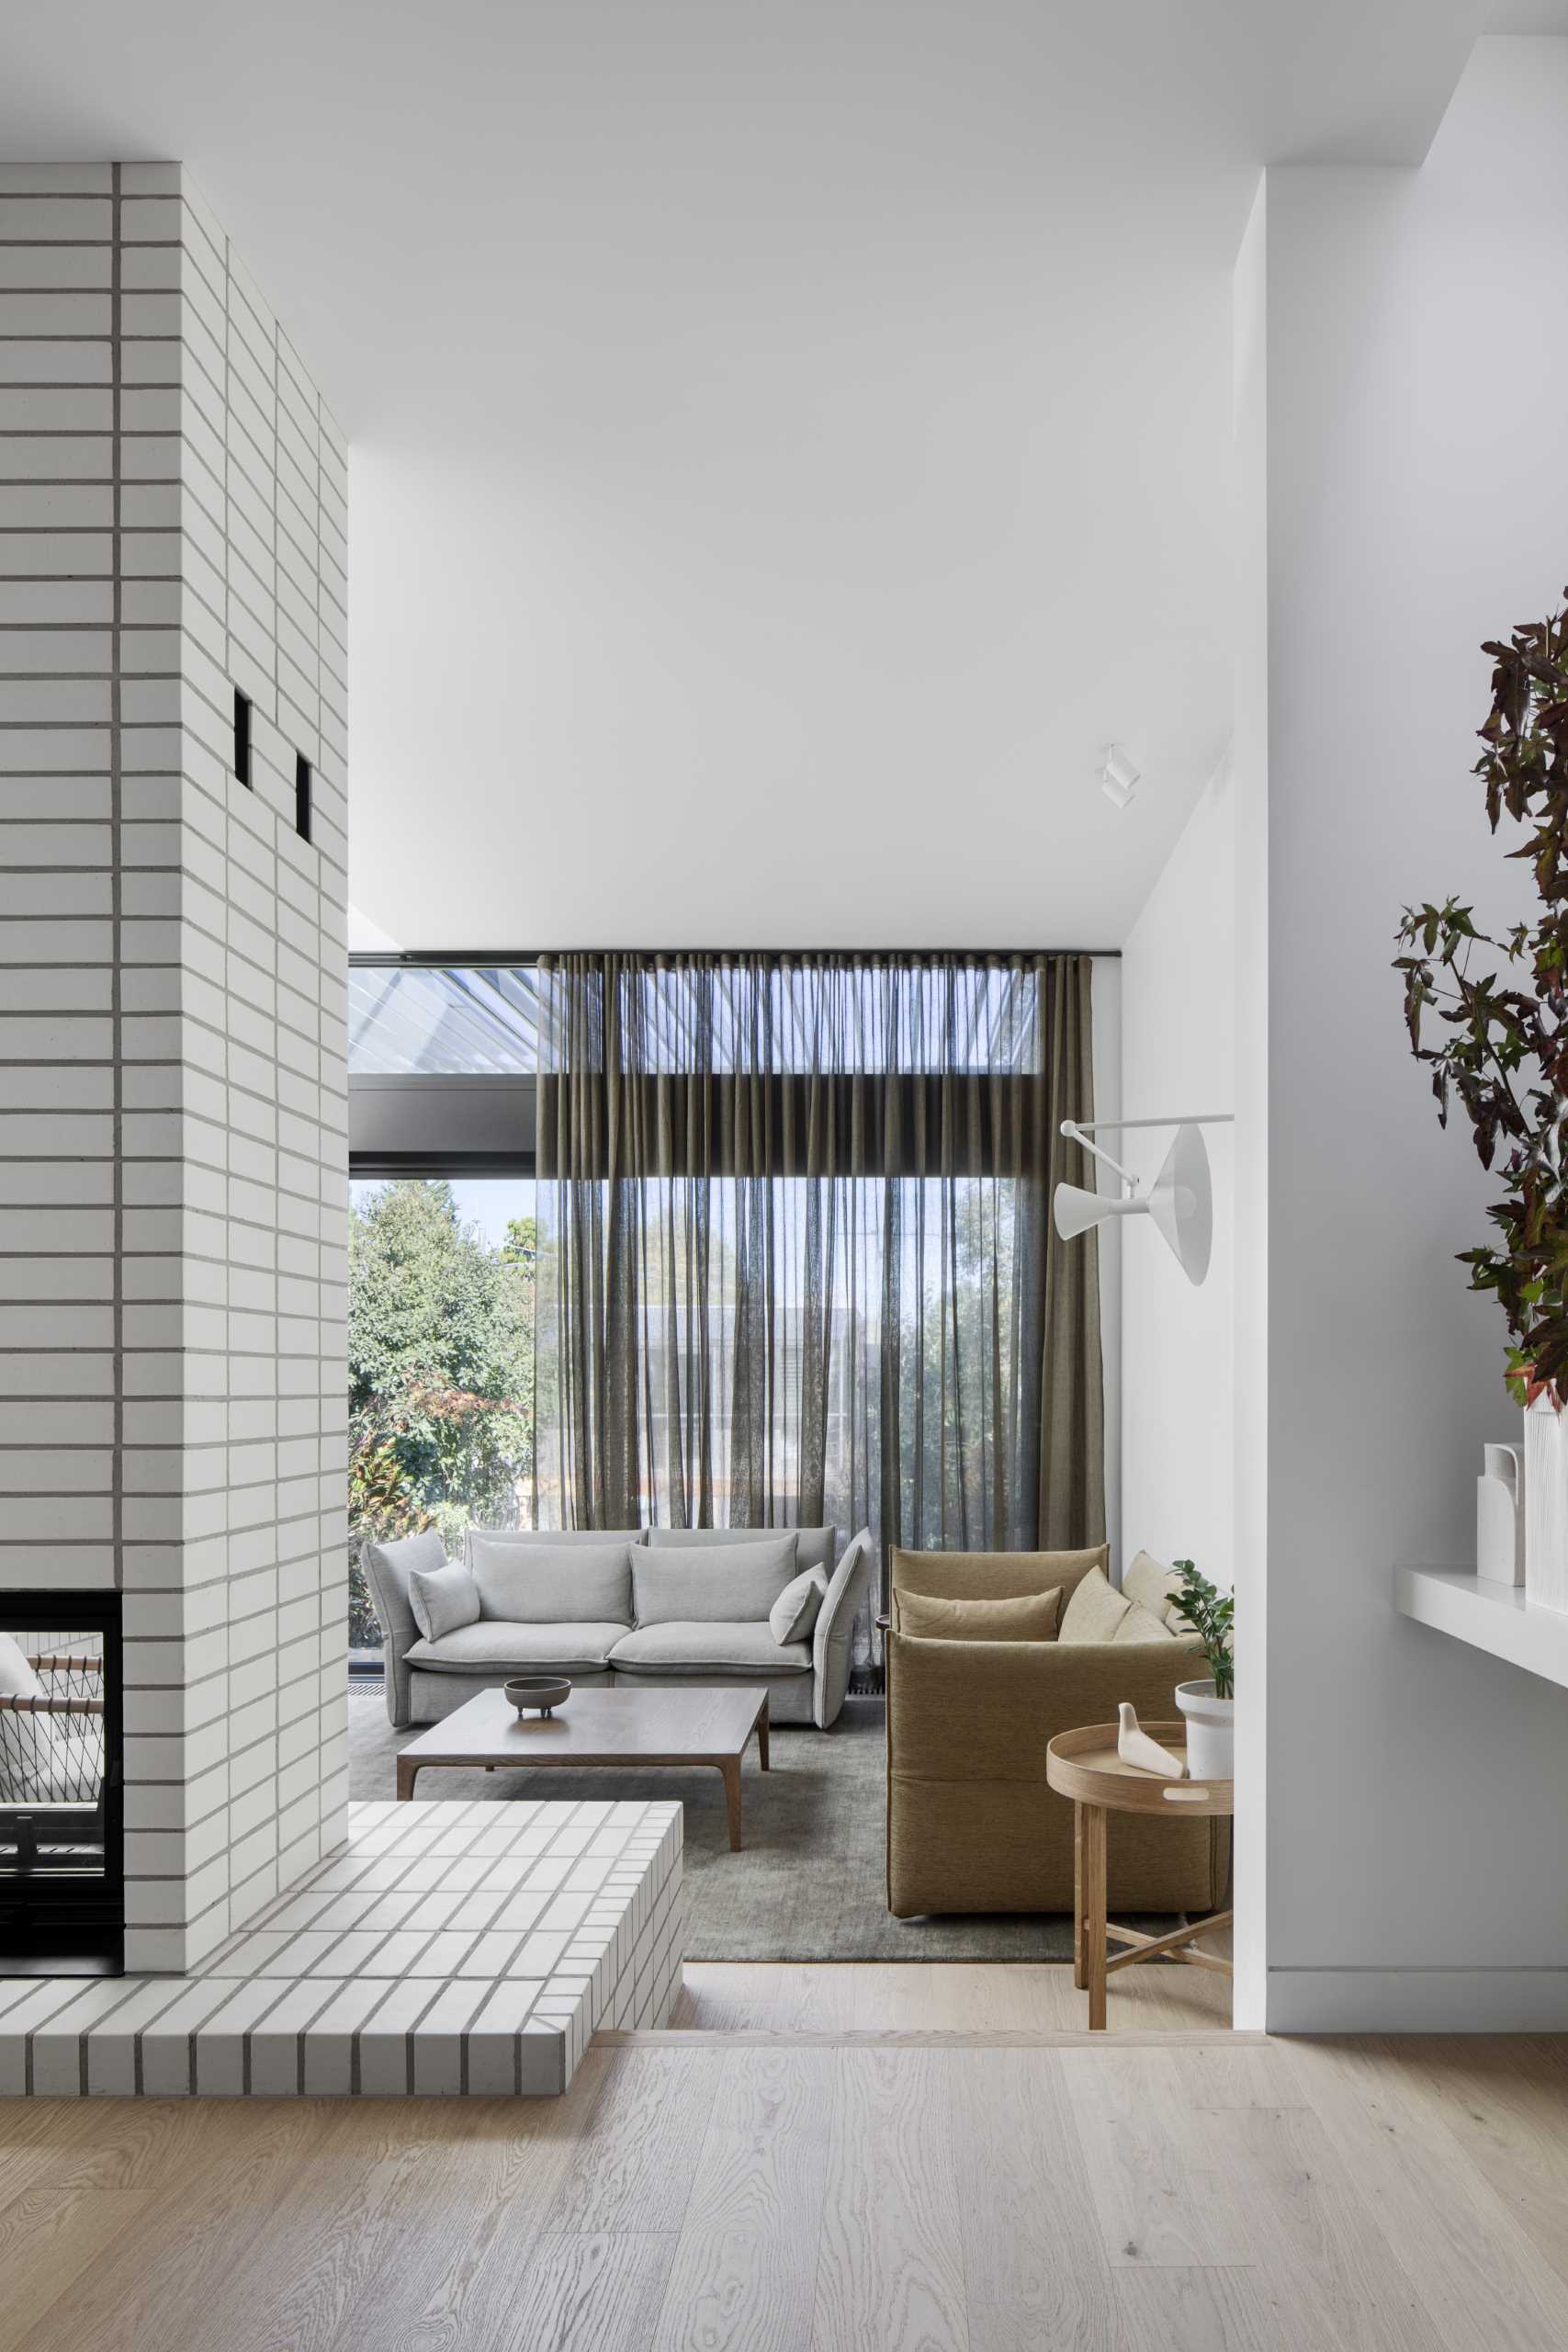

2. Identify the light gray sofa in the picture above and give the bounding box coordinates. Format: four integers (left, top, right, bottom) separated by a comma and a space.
363, 1524, 873, 1731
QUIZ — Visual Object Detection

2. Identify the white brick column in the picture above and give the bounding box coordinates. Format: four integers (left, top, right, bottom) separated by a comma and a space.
0, 162, 349, 1971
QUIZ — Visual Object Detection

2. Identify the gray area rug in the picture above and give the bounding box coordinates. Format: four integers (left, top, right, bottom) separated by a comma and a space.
350, 1686, 1104, 1961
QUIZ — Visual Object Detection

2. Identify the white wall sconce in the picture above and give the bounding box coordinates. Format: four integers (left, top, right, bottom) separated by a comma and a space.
1054, 1114, 1234, 1285
1100, 744, 1140, 809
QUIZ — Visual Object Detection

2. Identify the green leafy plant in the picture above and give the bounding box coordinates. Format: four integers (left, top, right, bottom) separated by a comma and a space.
1169, 1559, 1234, 1697
1393, 594, 1568, 1406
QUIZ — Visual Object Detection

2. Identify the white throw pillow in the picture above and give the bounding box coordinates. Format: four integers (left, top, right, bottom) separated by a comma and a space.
769, 1566, 829, 1644
633, 1535, 800, 1626
469, 1536, 634, 1626
408, 1560, 481, 1643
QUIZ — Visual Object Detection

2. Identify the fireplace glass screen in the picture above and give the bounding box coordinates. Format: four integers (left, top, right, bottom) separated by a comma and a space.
0, 1600, 122, 1973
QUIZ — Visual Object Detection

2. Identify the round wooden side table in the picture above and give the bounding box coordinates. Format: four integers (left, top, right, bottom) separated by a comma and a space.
1045, 1722, 1234, 2031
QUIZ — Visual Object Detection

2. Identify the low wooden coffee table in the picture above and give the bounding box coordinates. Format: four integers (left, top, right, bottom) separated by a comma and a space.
395, 1683, 771, 1850
1045, 1722, 1234, 2030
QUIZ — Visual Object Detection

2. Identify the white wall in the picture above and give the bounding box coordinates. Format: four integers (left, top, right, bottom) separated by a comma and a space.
1119, 765, 1235, 1589
0, 164, 349, 1971
1229, 176, 1269, 2031
1090, 955, 1122, 1572
1260, 37, 1568, 2027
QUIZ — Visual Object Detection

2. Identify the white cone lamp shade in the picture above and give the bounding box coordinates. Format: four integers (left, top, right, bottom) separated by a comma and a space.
1053, 1122, 1213, 1285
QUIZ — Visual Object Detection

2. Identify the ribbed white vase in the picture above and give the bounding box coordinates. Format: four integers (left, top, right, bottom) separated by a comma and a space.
1523, 1392, 1568, 1613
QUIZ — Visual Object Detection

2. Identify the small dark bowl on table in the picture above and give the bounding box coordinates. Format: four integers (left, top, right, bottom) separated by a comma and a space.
505, 1676, 572, 1718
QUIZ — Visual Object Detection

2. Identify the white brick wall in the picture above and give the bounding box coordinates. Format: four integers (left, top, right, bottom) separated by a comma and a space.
0, 162, 349, 1972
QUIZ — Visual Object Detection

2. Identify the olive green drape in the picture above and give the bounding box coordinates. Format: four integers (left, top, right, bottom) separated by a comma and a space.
532, 952, 1104, 1654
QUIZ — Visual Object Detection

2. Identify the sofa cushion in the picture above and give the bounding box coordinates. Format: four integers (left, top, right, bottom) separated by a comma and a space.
647, 1523, 836, 1575
769, 1566, 829, 1644
897, 1588, 1061, 1643
469, 1536, 633, 1626
408, 1560, 481, 1643
633, 1535, 799, 1625
609, 1621, 812, 1676
1111, 1598, 1179, 1643
464, 1525, 648, 1564
406, 1621, 630, 1674
1057, 1566, 1133, 1645
887, 1543, 1109, 1609
1122, 1549, 1188, 1630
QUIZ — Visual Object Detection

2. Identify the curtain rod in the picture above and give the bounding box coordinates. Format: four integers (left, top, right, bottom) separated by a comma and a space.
349, 947, 1122, 968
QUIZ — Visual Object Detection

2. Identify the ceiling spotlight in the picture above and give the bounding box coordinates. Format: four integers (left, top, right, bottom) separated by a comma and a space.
1100, 744, 1139, 809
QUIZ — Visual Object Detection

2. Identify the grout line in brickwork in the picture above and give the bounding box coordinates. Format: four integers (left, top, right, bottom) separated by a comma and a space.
110, 162, 124, 1600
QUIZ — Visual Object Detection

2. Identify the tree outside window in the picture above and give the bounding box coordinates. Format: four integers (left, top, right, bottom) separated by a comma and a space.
347, 1182, 540, 1648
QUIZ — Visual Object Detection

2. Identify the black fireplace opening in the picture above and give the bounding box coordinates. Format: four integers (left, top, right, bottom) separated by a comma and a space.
0, 1592, 123, 1975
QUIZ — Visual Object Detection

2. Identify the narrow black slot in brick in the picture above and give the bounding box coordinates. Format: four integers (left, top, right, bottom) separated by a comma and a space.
233, 687, 252, 786
296, 753, 312, 843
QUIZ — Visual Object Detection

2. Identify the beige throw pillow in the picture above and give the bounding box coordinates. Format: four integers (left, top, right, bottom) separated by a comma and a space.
1122, 1549, 1189, 1631
1057, 1566, 1134, 1645
1111, 1598, 1179, 1643
897, 1588, 1061, 1643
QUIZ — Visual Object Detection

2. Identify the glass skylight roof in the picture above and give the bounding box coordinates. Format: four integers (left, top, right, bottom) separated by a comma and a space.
348, 957, 1047, 1077
347, 966, 545, 1076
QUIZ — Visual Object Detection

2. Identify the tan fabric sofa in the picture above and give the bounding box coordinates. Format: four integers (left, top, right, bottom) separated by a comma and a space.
885, 1545, 1228, 1917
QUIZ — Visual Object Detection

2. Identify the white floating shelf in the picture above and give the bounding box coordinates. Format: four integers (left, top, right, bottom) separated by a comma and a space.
1394, 1566, 1568, 1690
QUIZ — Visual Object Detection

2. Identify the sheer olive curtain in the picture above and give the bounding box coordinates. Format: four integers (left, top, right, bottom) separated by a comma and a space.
532, 953, 1104, 1656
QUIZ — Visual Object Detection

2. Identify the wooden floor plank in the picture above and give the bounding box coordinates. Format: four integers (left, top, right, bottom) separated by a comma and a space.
651, 2045, 834, 2352
1190, 2098, 1431, 2352
1112, 2263, 1306, 2351
675, 2042, 834, 2240
501, 2232, 678, 2352
656, 2231, 824, 2352
0, 2181, 149, 2352
808, 2048, 969, 2352
952, 2047, 1119, 2352
600, 2027, 1253, 2050
1061, 2049, 1258, 2267
678, 1958, 1231, 2035
1382, 2034, 1568, 2298
1275, 2037, 1568, 2352
1167, 2042, 1308, 2109
368, 2064, 621, 2352
769, 1965, 862, 2033
676, 1963, 781, 2030
545, 2046, 721, 2235
12, 2102, 331, 2352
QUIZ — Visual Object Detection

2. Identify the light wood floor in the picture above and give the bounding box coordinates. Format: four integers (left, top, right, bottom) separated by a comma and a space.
670, 1953, 1234, 2034
6, 1980, 1568, 2350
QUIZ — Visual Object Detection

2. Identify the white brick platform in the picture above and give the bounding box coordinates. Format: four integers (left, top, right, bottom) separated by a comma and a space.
0, 1799, 685, 2098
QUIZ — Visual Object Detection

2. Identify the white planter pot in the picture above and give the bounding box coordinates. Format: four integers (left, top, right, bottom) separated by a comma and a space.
1523, 1392, 1568, 1613
1175, 1679, 1235, 1781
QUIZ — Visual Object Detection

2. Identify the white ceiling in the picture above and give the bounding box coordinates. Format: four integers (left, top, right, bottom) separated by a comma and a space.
0, 1, 1494, 950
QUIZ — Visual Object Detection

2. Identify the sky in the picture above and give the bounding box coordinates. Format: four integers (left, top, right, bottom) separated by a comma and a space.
351, 1177, 534, 1251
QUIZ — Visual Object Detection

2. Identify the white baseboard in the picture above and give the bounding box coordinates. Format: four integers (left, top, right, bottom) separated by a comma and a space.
1267, 1966, 1568, 2033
